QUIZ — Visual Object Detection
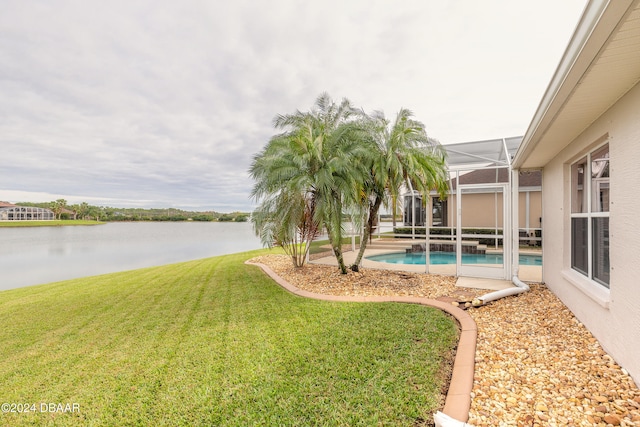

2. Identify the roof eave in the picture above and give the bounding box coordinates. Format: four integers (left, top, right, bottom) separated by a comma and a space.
513, 0, 638, 169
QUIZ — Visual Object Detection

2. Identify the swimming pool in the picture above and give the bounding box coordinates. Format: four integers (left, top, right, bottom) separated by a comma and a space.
366, 251, 542, 266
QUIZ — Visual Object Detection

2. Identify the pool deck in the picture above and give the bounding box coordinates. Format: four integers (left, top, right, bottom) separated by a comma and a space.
310, 246, 542, 288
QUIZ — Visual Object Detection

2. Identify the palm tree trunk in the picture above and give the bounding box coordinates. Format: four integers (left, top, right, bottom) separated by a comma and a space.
327, 227, 348, 274
392, 194, 397, 227
351, 196, 382, 272
333, 242, 348, 274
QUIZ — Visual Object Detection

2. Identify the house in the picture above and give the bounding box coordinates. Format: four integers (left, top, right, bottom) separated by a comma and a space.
0, 202, 55, 221
512, 0, 640, 385
59, 207, 77, 220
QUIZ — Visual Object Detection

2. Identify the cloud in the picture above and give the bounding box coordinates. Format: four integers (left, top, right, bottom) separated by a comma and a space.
0, 0, 586, 211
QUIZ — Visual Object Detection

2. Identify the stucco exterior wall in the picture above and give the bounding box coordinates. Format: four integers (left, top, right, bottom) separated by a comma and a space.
541, 81, 640, 385
459, 193, 504, 228
429, 191, 541, 230
518, 191, 542, 231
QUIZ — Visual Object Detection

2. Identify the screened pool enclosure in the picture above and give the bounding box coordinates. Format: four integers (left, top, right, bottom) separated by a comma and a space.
0, 205, 55, 221
398, 136, 542, 280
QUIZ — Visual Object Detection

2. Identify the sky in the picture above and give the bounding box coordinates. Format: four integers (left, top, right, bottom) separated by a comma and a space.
0, 0, 587, 212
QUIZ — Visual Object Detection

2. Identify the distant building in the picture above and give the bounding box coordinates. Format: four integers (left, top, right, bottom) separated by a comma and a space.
60, 207, 77, 220
0, 202, 55, 221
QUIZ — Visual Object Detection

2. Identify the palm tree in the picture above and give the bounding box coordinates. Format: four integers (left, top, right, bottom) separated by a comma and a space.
250, 137, 319, 267
79, 202, 90, 219
250, 93, 369, 273
50, 199, 68, 220
350, 109, 449, 272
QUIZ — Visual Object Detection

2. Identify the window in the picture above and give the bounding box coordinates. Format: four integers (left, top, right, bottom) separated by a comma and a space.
570, 144, 610, 287
403, 194, 424, 226
432, 198, 447, 227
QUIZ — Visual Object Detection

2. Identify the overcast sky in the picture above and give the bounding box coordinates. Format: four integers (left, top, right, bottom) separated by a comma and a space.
1, 1, 587, 212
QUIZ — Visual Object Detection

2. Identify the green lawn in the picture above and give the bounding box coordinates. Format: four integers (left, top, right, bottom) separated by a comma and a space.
0, 220, 104, 227
0, 249, 458, 426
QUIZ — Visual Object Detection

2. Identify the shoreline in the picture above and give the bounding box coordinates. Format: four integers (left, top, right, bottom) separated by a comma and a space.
0, 220, 105, 227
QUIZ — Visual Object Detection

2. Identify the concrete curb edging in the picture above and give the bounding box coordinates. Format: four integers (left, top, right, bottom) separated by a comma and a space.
245, 260, 477, 423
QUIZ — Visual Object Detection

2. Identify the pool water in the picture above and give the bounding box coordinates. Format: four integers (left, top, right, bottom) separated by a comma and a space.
366, 251, 542, 266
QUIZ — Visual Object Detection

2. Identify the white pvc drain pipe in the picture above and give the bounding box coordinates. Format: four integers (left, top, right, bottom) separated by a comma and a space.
471, 274, 530, 307
434, 411, 474, 427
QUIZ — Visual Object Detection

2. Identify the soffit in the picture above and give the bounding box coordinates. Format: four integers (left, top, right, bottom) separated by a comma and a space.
514, 1, 640, 169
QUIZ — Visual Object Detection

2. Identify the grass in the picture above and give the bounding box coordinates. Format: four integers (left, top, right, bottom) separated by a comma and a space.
0, 220, 104, 227
309, 236, 362, 255
0, 249, 459, 426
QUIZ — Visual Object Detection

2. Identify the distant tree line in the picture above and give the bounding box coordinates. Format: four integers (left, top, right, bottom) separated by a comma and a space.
16, 200, 249, 222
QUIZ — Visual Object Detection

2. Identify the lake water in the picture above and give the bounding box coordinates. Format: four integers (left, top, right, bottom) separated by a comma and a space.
0, 222, 263, 291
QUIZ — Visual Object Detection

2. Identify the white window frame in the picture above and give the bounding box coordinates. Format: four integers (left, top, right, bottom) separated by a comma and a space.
570, 143, 610, 288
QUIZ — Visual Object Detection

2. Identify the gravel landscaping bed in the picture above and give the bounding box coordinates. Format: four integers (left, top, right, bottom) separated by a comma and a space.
252, 254, 640, 426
